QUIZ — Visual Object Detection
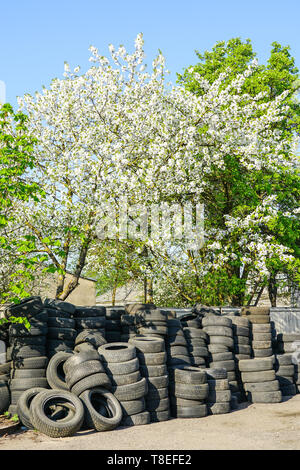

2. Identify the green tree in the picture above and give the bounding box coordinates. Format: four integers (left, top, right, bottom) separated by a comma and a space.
174, 38, 300, 306
0, 103, 43, 306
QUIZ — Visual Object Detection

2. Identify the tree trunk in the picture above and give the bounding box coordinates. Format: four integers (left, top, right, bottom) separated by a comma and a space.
268, 273, 278, 307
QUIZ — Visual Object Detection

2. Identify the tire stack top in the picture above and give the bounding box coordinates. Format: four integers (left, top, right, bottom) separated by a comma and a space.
169, 365, 209, 419
165, 318, 191, 368
203, 315, 238, 399
105, 306, 124, 343
44, 299, 78, 359
180, 314, 209, 368
203, 367, 232, 415
99, 341, 149, 426
129, 336, 170, 423
239, 356, 282, 403
5, 296, 49, 415
120, 314, 139, 342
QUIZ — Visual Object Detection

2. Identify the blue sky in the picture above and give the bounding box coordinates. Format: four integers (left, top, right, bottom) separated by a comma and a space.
1, 0, 299, 108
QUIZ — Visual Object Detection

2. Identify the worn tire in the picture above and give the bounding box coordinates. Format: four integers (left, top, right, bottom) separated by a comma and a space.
79, 387, 122, 431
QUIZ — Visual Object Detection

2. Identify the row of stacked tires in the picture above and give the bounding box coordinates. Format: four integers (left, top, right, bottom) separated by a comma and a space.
0, 297, 300, 437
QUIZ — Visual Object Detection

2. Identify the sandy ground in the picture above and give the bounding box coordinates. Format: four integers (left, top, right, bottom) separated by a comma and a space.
1, 395, 300, 450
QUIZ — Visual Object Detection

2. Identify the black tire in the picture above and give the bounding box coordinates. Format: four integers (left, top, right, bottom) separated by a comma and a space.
75, 317, 106, 329
208, 336, 234, 349
98, 343, 136, 363
168, 365, 207, 384
203, 326, 233, 338
171, 404, 207, 418
202, 316, 232, 328
107, 370, 141, 387
241, 370, 275, 383
137, 351, 167, 366
71, 373, 112, 396
147, 375, 169, 389
74, 306, 106, 318
207, 402, 230, 414
206, 390, 231, 402
47, 317, 75, 328
121, 411, 150, 426
129, 336, 165, 353
121, 398, 145, 416
65, 360, 105, 389
5, 296, 43, 319
210, 360, 235, 372
75, 330, 107, 348
12, 356, 48, 370
207, 379, 230, 391
9, 324, 47, 337
79, 387, 122, 431
169, 382, 209, 400
30, 389, 84, 437
102, 357, 139, 376
44, 299, 75, 315
10, 368, 46, 379
46, 351, 73, 390
149, 409, 170, 422
9, 377, 49, 390
244, 380, 280, 392
140, 364, 167, 378
145, 397, 169, 412
63, 350, 99, 374
47, 328, 77, 341
16, 387, 48, 429
252, 348, 274, 358
11, 345, 46, 359
203, 368, 228, 380
246, 390, 282, 403
112, 377, 148, 401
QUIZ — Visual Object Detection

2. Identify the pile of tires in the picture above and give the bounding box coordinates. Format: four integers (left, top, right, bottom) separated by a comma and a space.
239, 356, 282, 403
204, 367, 232, 415
181, 314, 209, 368
0, 371, 11, 414
166, 318, 191, 368
129, 336, 169, 423
276, 333, 300, 355
98, 341, 148, 426
228, 315, 252, 403
274, 353, 297, 397
105, 307, 124, 343
73, 306, 106, 338
203, 315, 238, 399
169, 365, 208, 418
7, 307, 49, 416
135, 308, 168, 340
44, 299, 76, 358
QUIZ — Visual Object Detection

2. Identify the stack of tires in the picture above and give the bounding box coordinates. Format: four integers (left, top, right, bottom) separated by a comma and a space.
274, 353, 297, 397
165, 318, 191, 368
241, 307, 273, 359
7, 307, 49, 416
239, 356, 282, 403
44, 299, 76, 358
120, 314, 138, 342
228, 315, 252, 403
169, 365, 208, 418
135, 308, 168, 340
181, 316, 209, 368
0, 377, 10, 414
105, 307, 124, 343
98, 342, 149, 427
73, 306, 106, 338
129, 336, 169, 423
204, 367, 231, 415
203, 315, 238, 398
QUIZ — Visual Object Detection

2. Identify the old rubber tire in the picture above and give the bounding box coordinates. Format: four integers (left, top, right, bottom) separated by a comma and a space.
79, 387, 122, 431
112, 377, 148, 401
16, 387, 48, 429
71, 373, 112, 396
46, 351, 73, 390
128, 336, 165, 353
30, 389, 84, 437
98, 343, 136, 363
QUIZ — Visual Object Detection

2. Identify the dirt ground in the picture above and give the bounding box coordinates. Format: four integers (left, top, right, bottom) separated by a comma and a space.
1, 395, 300, 450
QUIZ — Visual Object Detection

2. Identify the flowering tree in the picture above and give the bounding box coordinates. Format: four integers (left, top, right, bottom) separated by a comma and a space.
14, 34, 299, 305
